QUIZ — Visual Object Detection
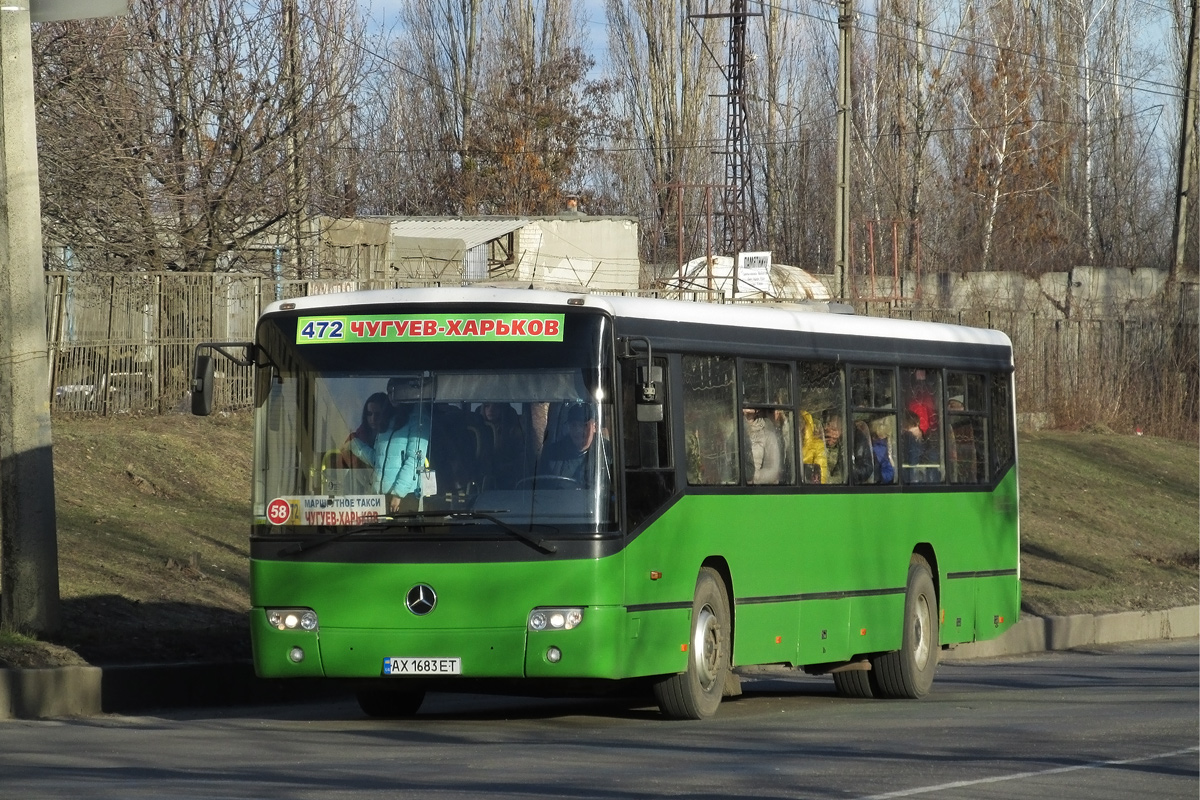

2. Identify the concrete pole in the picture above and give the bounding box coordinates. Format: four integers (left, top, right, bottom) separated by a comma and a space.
0, 4, 61, 635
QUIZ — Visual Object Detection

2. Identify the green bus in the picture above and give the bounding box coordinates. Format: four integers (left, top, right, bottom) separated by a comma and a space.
193, 287, 1019, 719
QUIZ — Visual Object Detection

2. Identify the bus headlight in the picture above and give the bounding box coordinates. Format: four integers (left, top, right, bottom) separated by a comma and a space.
267, 608, 319, 632
528, 607, 584, 631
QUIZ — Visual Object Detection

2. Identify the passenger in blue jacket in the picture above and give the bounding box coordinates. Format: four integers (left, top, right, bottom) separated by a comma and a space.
348, 376, 433, 512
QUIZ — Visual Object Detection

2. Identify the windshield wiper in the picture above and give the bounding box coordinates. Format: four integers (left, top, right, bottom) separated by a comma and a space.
277, 512, 443, 556
278, 510, 558, 556
447, 510, 558, 554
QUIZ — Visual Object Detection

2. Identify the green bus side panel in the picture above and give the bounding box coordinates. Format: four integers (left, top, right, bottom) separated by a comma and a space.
733, 600, 803, 665
847, 593, 908, 658
795, 598, 849, 664
620, 470, 1020, 671
974, 575, 1021, 639
939, 574, 978, 642
620, 607, 694, 677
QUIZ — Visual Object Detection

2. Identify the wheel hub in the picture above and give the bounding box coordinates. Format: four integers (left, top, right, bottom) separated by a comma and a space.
692, 606, 721, 690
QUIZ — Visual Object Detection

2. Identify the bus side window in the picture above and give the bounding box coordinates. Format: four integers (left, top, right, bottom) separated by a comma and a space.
682, 355, 739, 485
946, 372, 988, 484
990, 373, 1015, 477
850, 367, 896, 485
741, 360, 793, 485
899, 368, 944, 484
798, 361, 844, 484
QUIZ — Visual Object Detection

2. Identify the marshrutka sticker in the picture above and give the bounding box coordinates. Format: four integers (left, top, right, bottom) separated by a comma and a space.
296, 314, 565, 344
265, 495, 386, 526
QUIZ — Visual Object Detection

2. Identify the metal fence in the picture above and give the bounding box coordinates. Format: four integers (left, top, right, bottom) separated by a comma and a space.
44, 272, 1198, 436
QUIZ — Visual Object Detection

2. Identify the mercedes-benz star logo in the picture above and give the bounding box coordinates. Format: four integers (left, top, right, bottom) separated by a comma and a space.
406, 584, 437, 616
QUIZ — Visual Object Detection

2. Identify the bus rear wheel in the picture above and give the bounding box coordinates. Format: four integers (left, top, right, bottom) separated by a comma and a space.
832, 668, 877, 698
356, 688, 426, 718
873, 555, 938, 699
653, 567, 731, 720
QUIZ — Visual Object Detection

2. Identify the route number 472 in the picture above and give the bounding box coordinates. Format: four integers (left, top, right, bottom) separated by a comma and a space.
300, 319, 345, 341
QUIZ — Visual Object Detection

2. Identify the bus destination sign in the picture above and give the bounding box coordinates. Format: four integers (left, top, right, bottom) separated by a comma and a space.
297, 314, 565, 344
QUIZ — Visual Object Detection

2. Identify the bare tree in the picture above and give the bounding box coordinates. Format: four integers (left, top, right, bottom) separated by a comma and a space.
389, 0, 487, 214
954, 0, 1061, 271
747, 1, 827, 268
464, 0, 611, 214
605, 0, 724, 268
35, 0, 371, 274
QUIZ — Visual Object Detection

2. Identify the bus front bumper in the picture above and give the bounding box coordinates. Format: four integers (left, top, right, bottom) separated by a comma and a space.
250, 606, 629, 680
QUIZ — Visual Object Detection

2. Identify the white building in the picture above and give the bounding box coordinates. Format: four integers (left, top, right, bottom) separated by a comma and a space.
360, 215, 641, 292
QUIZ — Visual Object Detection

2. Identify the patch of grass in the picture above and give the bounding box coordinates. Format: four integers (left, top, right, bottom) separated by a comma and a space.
0, 629, 88, 669
0, 415, 1196, 668
3, 411, 254, 667
1017, 430, 1199, 616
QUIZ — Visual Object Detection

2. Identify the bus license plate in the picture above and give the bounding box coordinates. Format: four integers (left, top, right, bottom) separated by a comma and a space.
383, 657, 461, 676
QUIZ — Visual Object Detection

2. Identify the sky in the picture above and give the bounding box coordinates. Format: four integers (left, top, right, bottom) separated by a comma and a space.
359, 0, 611, 67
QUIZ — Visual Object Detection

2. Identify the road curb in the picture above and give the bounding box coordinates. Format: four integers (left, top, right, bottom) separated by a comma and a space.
2, 605, 1198, 720
944, 604, 1199, 660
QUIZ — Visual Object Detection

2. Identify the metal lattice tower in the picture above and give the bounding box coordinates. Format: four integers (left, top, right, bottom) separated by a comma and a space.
723, 0, 751, 255
693, 1, 762, 257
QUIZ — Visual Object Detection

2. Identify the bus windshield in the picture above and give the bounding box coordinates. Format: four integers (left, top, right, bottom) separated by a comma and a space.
251, 309, 616, 535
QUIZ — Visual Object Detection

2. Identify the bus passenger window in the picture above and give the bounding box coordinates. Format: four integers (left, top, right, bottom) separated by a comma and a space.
741, 360, 794, 485
850, 368, 896, 485
742, 407, 784, 484
946, 373, 988, 484
900, 368, 944, 483
683, 355, 738, 485
799, 361, 844, 484
990, 373, 1015, 477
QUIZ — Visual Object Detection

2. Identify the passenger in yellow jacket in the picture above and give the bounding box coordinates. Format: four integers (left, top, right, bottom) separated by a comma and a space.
800, 410, 829, 483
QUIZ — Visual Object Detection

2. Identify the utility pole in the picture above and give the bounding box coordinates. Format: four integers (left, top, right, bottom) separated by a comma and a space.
283, 0, 307, 279
1, 1, 126, 635
835, 0, 854, 303
0, 3, 59, 635
1172, 0, 1198, 282
834, 0, 854, 301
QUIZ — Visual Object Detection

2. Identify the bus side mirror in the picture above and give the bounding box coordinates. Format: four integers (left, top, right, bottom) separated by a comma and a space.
637, 364, 664, 423
192, 354, 215, 416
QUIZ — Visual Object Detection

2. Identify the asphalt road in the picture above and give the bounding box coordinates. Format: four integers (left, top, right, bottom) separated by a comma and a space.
0, 640, 1196, 800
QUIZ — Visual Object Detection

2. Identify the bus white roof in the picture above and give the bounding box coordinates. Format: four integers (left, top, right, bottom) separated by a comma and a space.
265, 286, 1012, 349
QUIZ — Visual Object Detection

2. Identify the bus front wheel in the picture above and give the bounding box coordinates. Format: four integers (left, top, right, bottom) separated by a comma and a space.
873, 555, 938, 699
356, 688, 426, 718
653, 567, 731, 720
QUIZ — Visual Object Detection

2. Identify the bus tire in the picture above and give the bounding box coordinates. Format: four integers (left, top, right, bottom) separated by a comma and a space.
873, 556, 938, 699
832, 668, 876, 698
356, 688, 426, 718
653, 567, 731, 720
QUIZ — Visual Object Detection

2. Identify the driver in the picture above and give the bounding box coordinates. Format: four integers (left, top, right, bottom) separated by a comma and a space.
536, 403, 609, 486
